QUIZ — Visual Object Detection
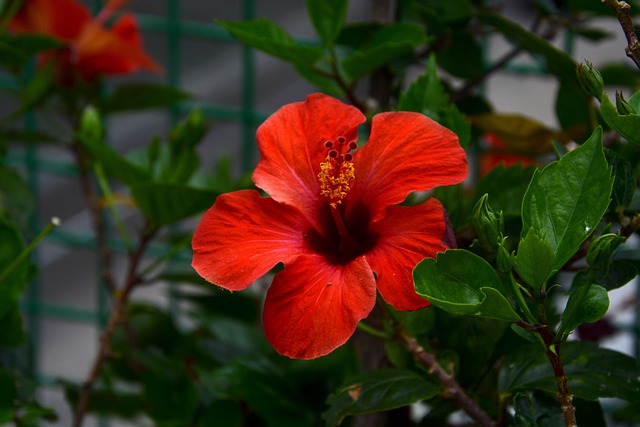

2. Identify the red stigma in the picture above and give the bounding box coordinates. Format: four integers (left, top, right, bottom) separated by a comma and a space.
349, 141, 358, 150
325, 140, 334, 148
337, 136, 346, 144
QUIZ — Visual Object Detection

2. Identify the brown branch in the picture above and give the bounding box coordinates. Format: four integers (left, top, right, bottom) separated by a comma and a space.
537, 326, 576, 427
72, 139, 117, 294
603, 0, 640, 70
71, 226, 155, 427
395, 327, 497, 427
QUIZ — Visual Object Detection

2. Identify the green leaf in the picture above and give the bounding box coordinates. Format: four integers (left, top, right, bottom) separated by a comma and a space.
198, 400, 242, 427
0, 369, 16, 424
521, 127, 613, 270
0, 167, 34, 228
573, 259, 638, 291
130, 182, 218, 225
219, 19, 322, 65
342, 23, 428, 80
556, 78, 590, 133
199, 358, 316, 427
77, 111, 151, 187
306, 0, 348, 47
99, 83, 189, 114
436, 28, 484, 79
0, 33, 61, 70
606, 149, 636, 211
62, 381, 143, 420
514, 228, 556, 288
600, 92, 640, 144
477, 11, 576, 78
0, 304, 25, 347
560, 284, 609, 332
475, 164, 537, 218
414, 249, 522, 322
499, 341, 640, 401
398, 55, 470, 147
398, 55, 448, 117
586, 233, 624, 268
514, 391, 564, 427
323, 369, 440, 427
0, 220, 27, 320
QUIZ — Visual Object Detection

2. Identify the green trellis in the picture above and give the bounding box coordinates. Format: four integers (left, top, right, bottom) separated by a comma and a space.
2, 0, 263, 408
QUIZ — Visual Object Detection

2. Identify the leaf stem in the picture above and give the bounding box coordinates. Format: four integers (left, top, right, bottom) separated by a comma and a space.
356, 321, 389, 340
0, 217, 60, 284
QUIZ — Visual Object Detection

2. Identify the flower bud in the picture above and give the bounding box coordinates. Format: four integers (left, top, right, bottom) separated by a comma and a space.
78, 106, 103, 144
472, 194, 503, 252
576, 61, 604, 100
615, 91, 636, 115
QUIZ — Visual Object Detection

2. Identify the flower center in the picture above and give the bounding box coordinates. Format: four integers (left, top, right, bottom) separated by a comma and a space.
317, 136, 358, 209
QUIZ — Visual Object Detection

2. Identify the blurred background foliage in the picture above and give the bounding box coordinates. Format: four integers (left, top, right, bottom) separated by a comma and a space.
2, 0, 640, 426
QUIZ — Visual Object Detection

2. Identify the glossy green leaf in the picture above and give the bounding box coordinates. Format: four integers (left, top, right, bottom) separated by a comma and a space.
606, 149, 636, 211
219, 19, 322, 65
342, 23, 427, 80
0, 220, 26, 320
100, 83, 189, 114
561, 284, 609, 333
514, 228, 556, 288
477, 12, 576, 78
414, 249, 522, 322
599, 62, 640, 88
573, 259, 638, 291
306, 0, 348, 47
586, 233, 624, 268
600, 92, 640, 144
80, 138, 150, 186
499, 341, 640, 401
323, 369, 440, 427
521, 127, 613, 270
130, 182, 218, 226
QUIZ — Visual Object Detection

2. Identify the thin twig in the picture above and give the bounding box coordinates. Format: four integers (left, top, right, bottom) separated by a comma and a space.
395, 326, 497, 427
603, 0, 640, 70
71, 225, 156, 427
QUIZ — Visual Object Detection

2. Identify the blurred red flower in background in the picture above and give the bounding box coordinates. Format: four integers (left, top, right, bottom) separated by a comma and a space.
479, 132, 537, 177
192, 93, 468, 359
9, 0, 159, 83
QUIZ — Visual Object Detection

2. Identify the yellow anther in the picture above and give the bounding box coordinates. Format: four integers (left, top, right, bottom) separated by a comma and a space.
318, 155, 355, 208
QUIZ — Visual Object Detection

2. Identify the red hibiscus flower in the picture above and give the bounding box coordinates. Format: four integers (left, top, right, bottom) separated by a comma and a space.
192, 93, 468, 359
9, 0, 159, 83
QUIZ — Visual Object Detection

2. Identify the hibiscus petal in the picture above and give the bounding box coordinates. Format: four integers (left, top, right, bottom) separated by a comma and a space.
10, 0, 89, 40
263, 254, 376, 359
253, 93, 366, 227
366, 198, 451, 311
75, 15, 159, 80
192, 190, 308, 291
350, 112, 467, 222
